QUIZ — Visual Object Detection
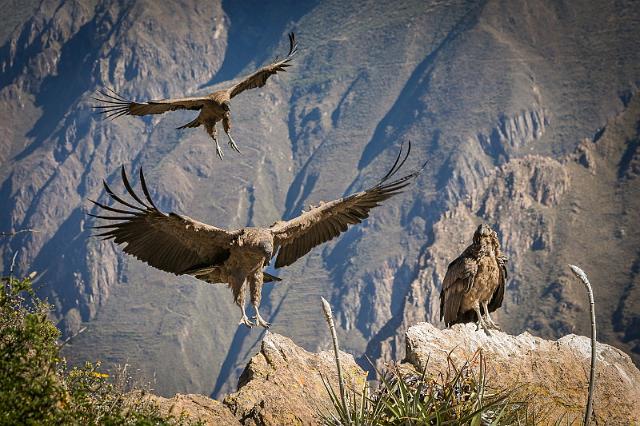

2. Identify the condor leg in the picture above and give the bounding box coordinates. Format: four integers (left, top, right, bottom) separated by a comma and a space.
482, 300, 501, 330
473, 302, 491, 336
206, 122, 224, 160
249, 270, 270, 328
223, 113, 241, 153
231, 277, 253, 328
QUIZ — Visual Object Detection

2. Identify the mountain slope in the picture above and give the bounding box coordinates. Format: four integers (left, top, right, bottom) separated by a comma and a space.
0, 0, 638, 396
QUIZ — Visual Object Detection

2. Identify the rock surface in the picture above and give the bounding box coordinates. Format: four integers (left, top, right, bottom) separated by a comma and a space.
145, 393, 240, 426
224, 332, 366, 425
145, 326, 639, 425
405, 322, 640, 424
145, 331, 366, 425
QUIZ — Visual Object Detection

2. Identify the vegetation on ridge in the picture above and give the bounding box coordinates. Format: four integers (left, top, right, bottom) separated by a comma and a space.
321, 351, 543, 425
0, 273, 198, 425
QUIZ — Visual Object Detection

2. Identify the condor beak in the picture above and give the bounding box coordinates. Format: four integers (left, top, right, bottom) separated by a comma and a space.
258, 240, 273, 257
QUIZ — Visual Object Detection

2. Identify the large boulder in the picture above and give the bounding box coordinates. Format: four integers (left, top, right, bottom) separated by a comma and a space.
145, 393, 240, 425
146, 331, 366, 425
405, 322, 640, 424
223, 332, 367, 425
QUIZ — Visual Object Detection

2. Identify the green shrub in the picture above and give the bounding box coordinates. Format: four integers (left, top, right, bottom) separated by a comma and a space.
0, 275, 65, 425
0, 274, 195, 425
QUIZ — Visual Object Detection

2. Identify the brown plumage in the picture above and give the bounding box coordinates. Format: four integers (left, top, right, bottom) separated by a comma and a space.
89, 143, 424, 328
439, 224, 507, 334
93, 33, 297, 160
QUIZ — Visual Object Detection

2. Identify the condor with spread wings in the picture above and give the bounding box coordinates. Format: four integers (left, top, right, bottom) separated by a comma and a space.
93, 33, 297, 160
90, 143, 423, 328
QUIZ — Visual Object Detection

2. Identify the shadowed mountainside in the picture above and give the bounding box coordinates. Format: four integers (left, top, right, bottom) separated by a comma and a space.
1, 0, 639, 397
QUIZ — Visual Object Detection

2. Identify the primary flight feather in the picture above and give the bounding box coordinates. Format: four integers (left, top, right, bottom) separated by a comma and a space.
90, 142, 424, 328
93, 33, 297, 160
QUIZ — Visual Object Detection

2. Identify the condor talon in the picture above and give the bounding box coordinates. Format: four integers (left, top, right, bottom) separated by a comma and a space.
239, 316, 255, 328
227, 132, 241, 153
253, 313, 270, 329
215, 144, 224, 160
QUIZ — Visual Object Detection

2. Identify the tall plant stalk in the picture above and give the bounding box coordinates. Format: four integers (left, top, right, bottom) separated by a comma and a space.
569, 264, 596, 426
321, 297, 350, 424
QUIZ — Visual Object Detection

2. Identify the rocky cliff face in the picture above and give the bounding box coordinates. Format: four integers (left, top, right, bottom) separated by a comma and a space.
1, 0, 639, 396
145, 328, 640, 425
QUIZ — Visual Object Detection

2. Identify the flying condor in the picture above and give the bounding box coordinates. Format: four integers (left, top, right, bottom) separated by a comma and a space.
93, 33, 297, 160
89, 143, 424, 328
439, 224, 508, 334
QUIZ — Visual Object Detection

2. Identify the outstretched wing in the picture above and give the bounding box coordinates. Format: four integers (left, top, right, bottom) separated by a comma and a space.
270, 142, 424, 268
89, 167, 235, 275
228, 32, 297, 98
92, 88, 209, 119
439, 252, 478, 325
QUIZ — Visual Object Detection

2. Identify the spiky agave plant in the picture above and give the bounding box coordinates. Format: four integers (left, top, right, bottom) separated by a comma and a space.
370, 352, 524, 425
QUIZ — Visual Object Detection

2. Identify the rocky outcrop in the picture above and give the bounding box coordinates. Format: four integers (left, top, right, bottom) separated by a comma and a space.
224, 332, 366, 425
145, 332, 366, 425
145, 394, 240, 426
146, 326, 640, 425
477, 107, 549, 158
405, 322, 640, 424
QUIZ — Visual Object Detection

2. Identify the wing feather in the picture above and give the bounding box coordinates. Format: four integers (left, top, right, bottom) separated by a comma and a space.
439, 252, 478, 325
228, 32, 298, 98
488, 253, 508, 312
271, 141, 425, 268
93, 88, 209, 119
89, 168, 234, 275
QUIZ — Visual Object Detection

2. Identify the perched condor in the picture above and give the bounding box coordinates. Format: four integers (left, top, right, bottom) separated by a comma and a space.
440, 224, 508, 334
